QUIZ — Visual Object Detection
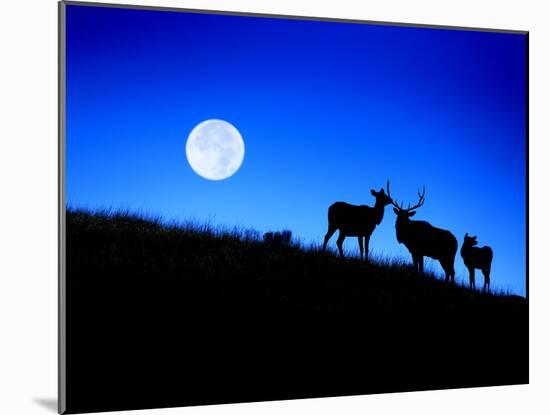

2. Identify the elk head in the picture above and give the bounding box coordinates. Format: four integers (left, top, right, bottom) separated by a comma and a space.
371, 180, 394, 207
463, 233, 478, 247
391, 186, 426, 222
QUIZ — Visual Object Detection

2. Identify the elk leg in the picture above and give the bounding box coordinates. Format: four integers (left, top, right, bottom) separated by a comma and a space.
336, 232, 345, 257
364, 235, 371, 263
412, 254, 418, 273
469, 268, 475, 290
440, 259, 452, 283
357, 236, 364, 261
419, 256, 424, 274
323, 226, 337, 251
482, 268, 490, 292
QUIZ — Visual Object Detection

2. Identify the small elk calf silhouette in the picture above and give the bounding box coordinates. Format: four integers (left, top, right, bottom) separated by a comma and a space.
461, 233, 493, 291
392, 187, 457, 282
264, 230, 292, 246
322, 181, 393, 261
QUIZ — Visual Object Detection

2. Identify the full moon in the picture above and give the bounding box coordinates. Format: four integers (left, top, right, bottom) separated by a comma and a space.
185, 119, 245, 181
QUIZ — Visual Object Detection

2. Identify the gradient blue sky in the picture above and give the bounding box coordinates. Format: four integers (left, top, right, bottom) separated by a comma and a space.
65, 5, 527, 295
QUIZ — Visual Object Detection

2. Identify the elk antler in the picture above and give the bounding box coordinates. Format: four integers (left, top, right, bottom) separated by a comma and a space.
391, 186, 426, 212
406, 186, 426, 211
388, 180, 404, 210
387, 180, 402, 209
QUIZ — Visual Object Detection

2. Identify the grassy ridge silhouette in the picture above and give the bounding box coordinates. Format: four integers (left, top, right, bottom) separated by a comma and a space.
67, 207, 519, 307
65, 207, 528, 413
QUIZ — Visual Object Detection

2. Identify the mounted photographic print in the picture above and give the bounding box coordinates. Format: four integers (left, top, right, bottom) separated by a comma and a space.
58, 1, 528, 413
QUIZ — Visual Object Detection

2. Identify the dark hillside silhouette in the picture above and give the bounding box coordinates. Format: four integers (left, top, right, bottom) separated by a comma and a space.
391, 188, 458, 282
461, 233, 493, 291
264, 230, 292, 246
65, 208, 527, 413
323, 181, 393, 261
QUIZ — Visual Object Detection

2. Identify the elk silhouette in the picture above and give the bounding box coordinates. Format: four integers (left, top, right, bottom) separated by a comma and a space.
461, 233, 493, 291
391, 188, 457, 282
322, 181, 393, 261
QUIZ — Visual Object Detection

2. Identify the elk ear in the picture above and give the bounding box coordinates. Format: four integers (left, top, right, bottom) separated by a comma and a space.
371, 189, 377, 196
379, 187, 384, 193
408, 211, 416, 217
393, 208, 399, 214
465, 233, 468, 238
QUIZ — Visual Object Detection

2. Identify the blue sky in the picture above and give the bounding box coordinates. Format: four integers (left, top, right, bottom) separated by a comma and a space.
65, 5, 527, 295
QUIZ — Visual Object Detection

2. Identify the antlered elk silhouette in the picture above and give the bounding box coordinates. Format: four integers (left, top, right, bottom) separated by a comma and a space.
322, 181, 393, 261
391, 188, 458, 282
461, 233, 493, 291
